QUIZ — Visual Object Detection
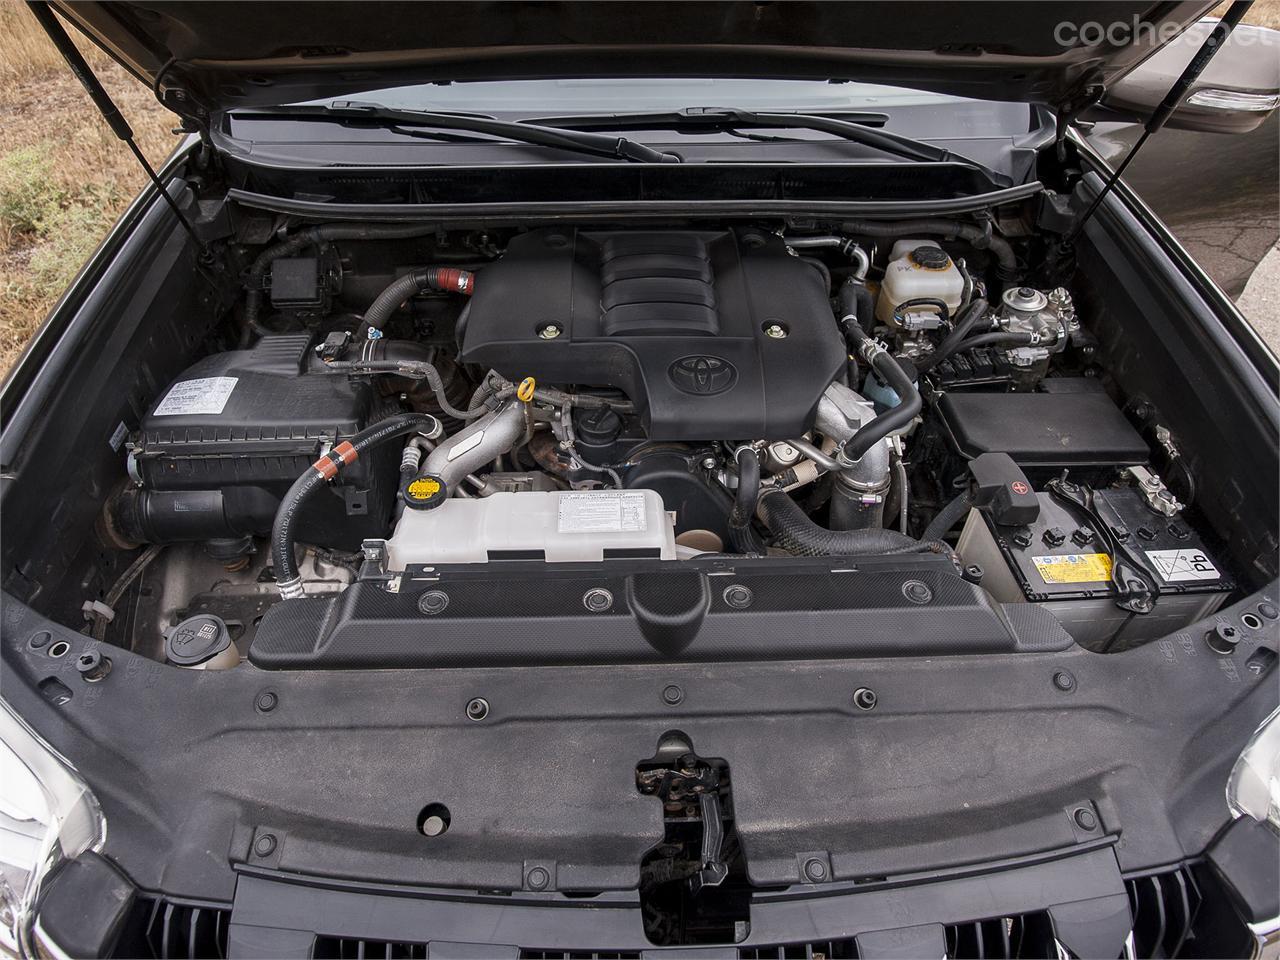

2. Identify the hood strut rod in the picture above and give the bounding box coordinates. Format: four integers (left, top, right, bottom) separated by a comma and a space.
26, 2, 206, 253
1068, 1, 1252, 243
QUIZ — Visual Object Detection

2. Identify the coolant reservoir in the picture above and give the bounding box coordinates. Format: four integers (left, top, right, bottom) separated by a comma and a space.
875, 241, 964, 328
384, 489, 677, 567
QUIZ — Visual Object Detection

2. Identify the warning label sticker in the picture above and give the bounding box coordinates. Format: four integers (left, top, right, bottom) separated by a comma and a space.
1145, 549, 1220, 583
557, 491, 648, 534
152, 377, 238, 416
1033, 553, 1113, 584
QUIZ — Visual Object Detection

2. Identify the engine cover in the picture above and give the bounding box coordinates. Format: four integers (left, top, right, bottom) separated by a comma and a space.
460, 229, 846, 440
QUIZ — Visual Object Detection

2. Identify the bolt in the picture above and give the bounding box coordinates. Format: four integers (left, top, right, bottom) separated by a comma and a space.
662, 684, 684, 706
1053, 670, 1076, 693
465, 697, 490, 721
538, 323, 562, 340
75, 649, 111, 683
1071, 528, 1095, 547
1205, 623, 1239, 655
701, 456, 717, 470
853, 687, 877, 711
1073, 808, 1098, 831
526, 866, 550, 890
255, 690, 279, 713
418, 590, 450, 615
803, 858, 827, 882
765, 323, 788, 339
902, 580, 933, 604
583, 588, 614, 613
253, 834, 277, 857
421, 815, 448, 837
723, 584, 753, 609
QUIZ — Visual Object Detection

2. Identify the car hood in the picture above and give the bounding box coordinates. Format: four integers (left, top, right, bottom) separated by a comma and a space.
53, 0, 1214, 120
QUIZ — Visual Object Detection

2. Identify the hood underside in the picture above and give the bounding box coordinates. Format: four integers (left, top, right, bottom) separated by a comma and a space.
53, 1, 1214, 118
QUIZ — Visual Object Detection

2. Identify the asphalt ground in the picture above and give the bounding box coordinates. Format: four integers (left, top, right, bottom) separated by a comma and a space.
1237, 243, 1280, 355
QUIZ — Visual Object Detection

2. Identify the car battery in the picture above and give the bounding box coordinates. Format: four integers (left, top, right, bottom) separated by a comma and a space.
957, 486, 1232, 649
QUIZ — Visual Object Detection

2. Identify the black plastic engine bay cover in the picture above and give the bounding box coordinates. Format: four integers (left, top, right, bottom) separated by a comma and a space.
460, 228, 846, 440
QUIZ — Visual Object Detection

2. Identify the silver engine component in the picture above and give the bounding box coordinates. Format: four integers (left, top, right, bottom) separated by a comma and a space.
809, 381, 898, 529
423, 400, 528, 493
998, 286, 1075, 384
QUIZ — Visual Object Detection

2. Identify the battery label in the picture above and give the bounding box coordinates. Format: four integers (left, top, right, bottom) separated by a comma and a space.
1145, 549, 1220, 583
1032, 553, 1113, 584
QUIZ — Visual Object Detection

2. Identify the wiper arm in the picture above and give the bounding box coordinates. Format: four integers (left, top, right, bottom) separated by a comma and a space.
230, 102, 682, 164
526, 107, 1010, 185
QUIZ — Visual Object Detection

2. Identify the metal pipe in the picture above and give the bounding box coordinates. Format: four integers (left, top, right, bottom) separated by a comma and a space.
423, 401, 527, 493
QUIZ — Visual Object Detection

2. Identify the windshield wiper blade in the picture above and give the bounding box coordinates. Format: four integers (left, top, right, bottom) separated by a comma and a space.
230, 102, 683, 163
526, 107, 1010, 185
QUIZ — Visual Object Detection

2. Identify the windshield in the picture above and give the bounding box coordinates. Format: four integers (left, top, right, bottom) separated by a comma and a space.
309, 77, 974, 114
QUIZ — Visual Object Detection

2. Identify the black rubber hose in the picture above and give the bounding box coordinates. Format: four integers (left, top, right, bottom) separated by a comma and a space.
243, 224, 438, 333
922, 491, 974, 543
361, 266, 475, 334
837, 324, 922, 463
944, 330, 1035, 353
757, 488, 947, 558
835, 279, 879, 336
892, 297, 951, 329
272, 413, 440, 595
727, 447, 766, 555
915, 297, 990, 373
839, 218, 1017, 281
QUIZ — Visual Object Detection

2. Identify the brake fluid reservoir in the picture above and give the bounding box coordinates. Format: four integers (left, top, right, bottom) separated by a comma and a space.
875, 242, 964, 328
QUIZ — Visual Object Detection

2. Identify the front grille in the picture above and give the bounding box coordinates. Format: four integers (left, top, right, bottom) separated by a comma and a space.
111, 896, 231, 960
311, 937, 428, 959
114, 862, 1252, 960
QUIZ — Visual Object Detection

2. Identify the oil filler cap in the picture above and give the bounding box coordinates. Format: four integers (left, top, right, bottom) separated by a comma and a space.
403, 474, 448, 510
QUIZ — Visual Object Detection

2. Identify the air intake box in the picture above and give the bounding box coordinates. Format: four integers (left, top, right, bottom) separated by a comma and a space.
128, 335, 395, 548
459, 229, 847, 440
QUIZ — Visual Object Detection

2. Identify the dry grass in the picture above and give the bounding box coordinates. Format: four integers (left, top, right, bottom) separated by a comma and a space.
1215, 0, 1280, 29
0, 0, 177, 376
0, 1, 1278, 379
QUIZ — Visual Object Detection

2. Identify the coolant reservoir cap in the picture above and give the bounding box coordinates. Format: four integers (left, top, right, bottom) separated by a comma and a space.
165, 614, 232, 666
908, 245, 951, 269
403, 474, 448, 510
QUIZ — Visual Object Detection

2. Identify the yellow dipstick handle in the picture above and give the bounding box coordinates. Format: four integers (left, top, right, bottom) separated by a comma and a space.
517, 377, 536, 403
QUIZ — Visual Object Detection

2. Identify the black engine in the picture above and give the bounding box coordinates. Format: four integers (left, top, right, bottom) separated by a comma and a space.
458, 228, 847, 440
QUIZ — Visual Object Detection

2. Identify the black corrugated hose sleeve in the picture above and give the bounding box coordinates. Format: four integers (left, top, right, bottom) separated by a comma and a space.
915, 298, 989, 373
839, 324, 922, 463
361, 267, 476, 334
757, 488, 947, 557
727, 447, 766, 555
922, 491, 974, 544
272, 413, 440, 595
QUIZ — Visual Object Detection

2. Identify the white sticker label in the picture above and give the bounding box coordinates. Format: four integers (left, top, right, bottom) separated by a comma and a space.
1145, 549, 1221, 583
152, 377, 238, 416
557, 491, 648, 534
108, 421, 129, 451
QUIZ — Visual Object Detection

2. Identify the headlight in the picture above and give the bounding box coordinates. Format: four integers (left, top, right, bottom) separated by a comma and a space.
1227, 705, 1280, 834
0, 700, 104, 959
